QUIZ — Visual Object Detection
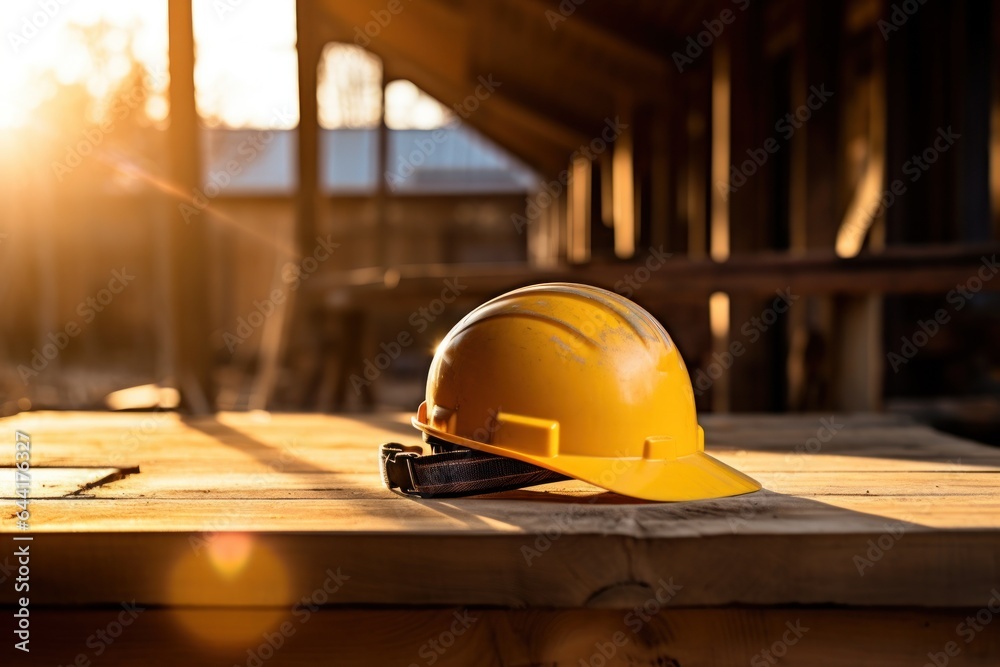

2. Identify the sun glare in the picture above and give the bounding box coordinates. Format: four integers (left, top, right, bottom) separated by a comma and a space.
192, 0, 299, 129
385, 79, 452, 130
0, 0, 458, 134
0, 0, 168, 130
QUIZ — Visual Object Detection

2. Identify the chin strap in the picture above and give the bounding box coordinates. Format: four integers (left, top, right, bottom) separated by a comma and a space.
379, 437, 568, 498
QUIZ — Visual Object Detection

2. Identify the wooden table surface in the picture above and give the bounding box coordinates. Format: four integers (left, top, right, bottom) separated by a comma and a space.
1, 411, 999, 665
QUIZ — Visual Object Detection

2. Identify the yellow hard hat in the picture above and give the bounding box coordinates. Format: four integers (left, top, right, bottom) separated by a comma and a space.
380, 282, 760, 502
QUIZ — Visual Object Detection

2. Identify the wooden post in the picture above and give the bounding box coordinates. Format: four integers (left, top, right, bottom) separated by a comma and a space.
993, 0, 1000, 239
710, 32, 730, 265
830, 3, 883, 412
709, 19, 732, 413
567, 157, 591, 263
727, 0, 787, 412
956, 0, 993, 242
685, 117, 708, 260
649, 102, 670, 252
599, 150, 614, 229
376, 63, 390, 265
249, 1, 322, 410
612, 104, 636, 259
166, 0, 214, 414
295, 2, 321, 263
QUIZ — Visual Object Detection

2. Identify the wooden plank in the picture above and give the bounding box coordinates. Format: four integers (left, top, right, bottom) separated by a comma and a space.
8, 490, 1000, 534
0, 466, 135, 498
4, 413, 999, 471
2, 529, 999, 608
6, 607, 1000, 667
166, 0, 214, 413
20, 470, 996, 499
4, 441, 998, 474
2, 411, 998, 610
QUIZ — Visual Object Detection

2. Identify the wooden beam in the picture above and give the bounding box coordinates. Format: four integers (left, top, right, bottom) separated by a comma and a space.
307, 245, 1000, 303
514, 0, 671, 89
166, 0, 214, 414
317, 0, 585, 176
377, 57, 578, 176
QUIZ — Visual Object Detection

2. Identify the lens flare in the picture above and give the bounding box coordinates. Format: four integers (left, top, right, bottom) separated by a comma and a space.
168, 534, 290, 647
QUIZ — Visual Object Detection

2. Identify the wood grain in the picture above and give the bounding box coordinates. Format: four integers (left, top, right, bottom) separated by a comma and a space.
4, 607, 999, 667
0, 411, 997, 610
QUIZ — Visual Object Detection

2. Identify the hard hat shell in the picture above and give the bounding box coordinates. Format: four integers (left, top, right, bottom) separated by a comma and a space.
412, 282, 760, 501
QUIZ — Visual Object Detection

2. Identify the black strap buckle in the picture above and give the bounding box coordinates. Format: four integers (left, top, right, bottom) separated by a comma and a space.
379, 442, 423, 493
378, 440, 569, 499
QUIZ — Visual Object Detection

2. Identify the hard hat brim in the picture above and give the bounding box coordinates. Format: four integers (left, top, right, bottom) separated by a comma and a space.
412, 417, 761, 502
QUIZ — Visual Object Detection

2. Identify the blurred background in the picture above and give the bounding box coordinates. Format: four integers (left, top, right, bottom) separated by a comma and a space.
0, 0, 997, 443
